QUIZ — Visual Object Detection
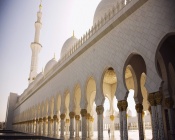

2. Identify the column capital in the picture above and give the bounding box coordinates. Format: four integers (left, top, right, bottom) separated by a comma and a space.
39, 118, 43, 122
148, 93, 156, 106
96, 105, 104, 115
60, 114, 66, 120
165, 97, 174, 108
43, 117, 46, 121
135, 104, 143, 113
75, 115, 80, 120
53, 115, 58, 121
80, 109, 87, 117
122, 100, 128, 111
155, 91, 163, 105
86, 113, 90, 120
110, 115, 115, 121
66, 119, 70, 123
48, 116, 51, 121
89, 116, 94, 122
69, 112, 75, 118
117, 101, 123, 111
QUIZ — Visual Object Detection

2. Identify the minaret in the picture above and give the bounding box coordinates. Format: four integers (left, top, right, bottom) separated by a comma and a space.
28, 1, 42, 84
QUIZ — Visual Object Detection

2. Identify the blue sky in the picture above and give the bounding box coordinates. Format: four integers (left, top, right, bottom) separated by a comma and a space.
0, 0, 101, 122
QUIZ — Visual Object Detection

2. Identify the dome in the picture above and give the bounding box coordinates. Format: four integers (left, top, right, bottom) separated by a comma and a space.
35, 72, 43, 82
60, 36, 78, 58
93, 0, 117, 25
44, 58, 57, 75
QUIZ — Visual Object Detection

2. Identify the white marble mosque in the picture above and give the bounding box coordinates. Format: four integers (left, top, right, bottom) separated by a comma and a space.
5, 0, 175, 140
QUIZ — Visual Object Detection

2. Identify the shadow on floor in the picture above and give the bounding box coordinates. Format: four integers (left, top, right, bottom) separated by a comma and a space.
0, 130, 60, 139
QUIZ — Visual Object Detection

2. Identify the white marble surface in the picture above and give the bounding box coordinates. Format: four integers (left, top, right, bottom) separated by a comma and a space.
63, 130, 152, 140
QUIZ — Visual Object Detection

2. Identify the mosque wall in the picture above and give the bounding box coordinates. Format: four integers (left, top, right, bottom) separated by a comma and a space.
9, 1, 175, 139
13, 0, 175, 116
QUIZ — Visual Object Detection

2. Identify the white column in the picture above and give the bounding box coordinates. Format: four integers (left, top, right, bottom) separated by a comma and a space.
135, 104, 144, 140
86, 113, 90, 138
53, 115, 58, 137
69, 112, 75, 138
96, 105, 104, 140
43, 118, 46, 136
117, 101, 123, 140
48, 116, 51, 136
65, 119, 69, 135
60, 114, 66, 139
122, 100, 128, 140
75, 115, 80, 138
36, 119, 38, 134
122, 111, 128, 140
165, 97, 174, 140
148, 93, 158, 140
155, 92, 165, 140
80, 109, 87, 139
45, 118, 48, 136
89, 116, 94, 137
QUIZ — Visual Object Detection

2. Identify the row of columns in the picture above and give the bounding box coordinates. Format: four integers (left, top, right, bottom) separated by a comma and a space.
148, 91, 174, 140
13, 91, 172, 140
13, 103, 147, 140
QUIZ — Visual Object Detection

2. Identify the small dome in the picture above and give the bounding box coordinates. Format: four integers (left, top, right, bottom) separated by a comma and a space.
44, 58, 57, 75
93, 0, 117, 25
35, 72, 43, 82
60, 36, 78, 58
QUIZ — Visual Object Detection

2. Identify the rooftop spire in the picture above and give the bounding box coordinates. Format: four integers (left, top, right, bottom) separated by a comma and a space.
39, 0, 42, 11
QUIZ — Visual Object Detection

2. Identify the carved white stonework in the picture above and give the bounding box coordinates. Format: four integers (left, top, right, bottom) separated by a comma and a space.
53, 119, 57, 137
60, 120, 65, 139
156, 105, 165, 140
151, 106, 158, 140
122, 111, 128, 140
75, 120, 80, 138
70, 118, 75, 138
98, 114, 103, 139
119, 111, 123, 140
137, 113, 144, 140
81, 117, 87, 139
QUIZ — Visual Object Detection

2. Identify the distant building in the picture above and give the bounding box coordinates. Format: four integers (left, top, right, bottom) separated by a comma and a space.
5, 0, 175, 140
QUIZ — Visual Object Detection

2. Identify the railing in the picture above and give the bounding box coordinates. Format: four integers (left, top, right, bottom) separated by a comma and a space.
15, 0, 132, 108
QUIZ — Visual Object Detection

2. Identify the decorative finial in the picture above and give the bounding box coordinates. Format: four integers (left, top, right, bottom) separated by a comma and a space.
73, 30, 74, 37
39, 0, 42, 11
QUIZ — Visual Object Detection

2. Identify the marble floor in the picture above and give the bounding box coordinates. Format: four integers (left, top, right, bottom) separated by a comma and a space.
63, 130, 152, 140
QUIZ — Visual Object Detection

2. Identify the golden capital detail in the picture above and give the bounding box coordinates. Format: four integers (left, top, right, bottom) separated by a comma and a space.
75, 115, 80, 120
122, 100, 128, 111
165, 97, 174, 108
80, 109, 87, 117
86, 113, 90, 120
148, 93, 156, 106
89, 116, 94, 122
135, 104, 143, 113
69, 112, 75, 118
155, 91, 163, 105
96, 105, 104, 115
53, 115, 58, 121
117, 101, 123, 111
110, 115, 115, 121
66, 119, 70, 123
60, 114, 66, 120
